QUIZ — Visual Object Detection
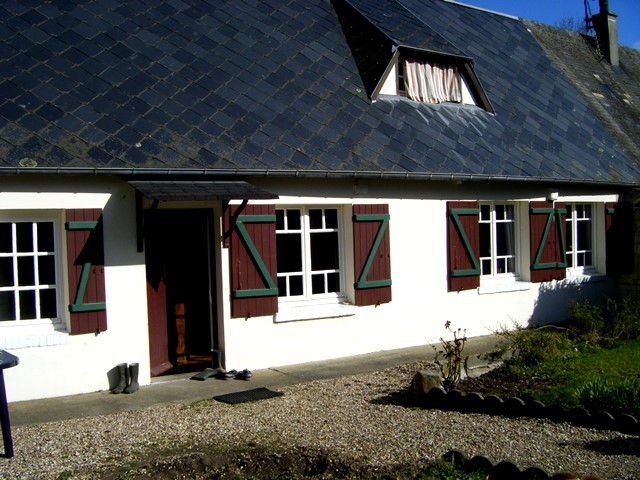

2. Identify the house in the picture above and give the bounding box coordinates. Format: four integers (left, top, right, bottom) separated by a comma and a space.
0, 0, 638, 402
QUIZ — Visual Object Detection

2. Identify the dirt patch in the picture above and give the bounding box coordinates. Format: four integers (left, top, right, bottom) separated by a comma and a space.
100, 446, 391, 479
456, 365, 554, 399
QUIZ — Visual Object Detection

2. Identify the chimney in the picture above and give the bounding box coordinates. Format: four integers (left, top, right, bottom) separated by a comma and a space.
592, 0, 619, 66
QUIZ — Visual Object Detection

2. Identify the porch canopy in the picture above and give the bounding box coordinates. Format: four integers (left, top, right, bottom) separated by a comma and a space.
129, 180, 279, 201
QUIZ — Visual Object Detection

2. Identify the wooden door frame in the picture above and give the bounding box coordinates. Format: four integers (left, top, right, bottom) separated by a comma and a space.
144, 209, 217, 376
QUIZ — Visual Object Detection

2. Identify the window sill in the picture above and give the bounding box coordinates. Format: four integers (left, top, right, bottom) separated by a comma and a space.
274, 303, 357, 323
0, 324, 70, 350
478, 279, 532, 295
563, 271, 607, 284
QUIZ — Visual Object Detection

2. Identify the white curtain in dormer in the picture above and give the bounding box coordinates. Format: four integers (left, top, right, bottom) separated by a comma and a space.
404, 59, 462, 104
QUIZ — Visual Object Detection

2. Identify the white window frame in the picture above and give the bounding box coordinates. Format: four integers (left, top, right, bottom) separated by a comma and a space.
479, 202, 520, 280
275, 206, 346, 308
565, 203, 597, 276
0, 211, 69, 349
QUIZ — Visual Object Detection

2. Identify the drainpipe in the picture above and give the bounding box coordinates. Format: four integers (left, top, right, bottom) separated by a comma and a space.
592, 0, 619, 67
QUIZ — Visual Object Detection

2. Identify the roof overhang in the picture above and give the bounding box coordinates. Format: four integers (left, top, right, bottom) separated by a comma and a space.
128, 180, 279, 201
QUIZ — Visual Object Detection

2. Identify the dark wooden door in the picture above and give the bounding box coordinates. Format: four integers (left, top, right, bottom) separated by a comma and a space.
145, 210, 215, 376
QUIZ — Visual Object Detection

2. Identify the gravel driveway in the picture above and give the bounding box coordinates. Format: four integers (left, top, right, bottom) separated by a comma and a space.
2, 362, 638, 479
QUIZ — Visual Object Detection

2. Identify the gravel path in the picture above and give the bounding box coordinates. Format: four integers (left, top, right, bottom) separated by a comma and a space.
2, 362, 638, 479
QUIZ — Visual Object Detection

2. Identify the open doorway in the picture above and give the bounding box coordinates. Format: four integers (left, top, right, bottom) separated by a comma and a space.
144, 209, 217, 376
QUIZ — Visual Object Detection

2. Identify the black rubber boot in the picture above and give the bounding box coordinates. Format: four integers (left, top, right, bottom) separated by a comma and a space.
124, 363, 139, 394
111, 363, 128, 394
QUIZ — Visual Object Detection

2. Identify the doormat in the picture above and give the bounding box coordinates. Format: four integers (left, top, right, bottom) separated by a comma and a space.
213, 387, 284, 405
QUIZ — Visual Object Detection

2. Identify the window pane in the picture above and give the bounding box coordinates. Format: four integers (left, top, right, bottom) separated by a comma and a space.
37, 222, 55, 252
38, 256, 56, 285
19, 290, 36, 320
565, 221, 574, 251
495, 204, 505, 220
311, 274, 325, 294
496, 223, 515, 256
18, 257, 35, 286
0, 292, 15, 321
310, 232, 339, 270
287, 210, 301, 230
277, 276, 288, 297
309, 209, 322, 229
276, 210, 285, 230
577, 220, 592, 251
276, 233, 302, 273
506, 257, 515, 273
0, 224, 12, 253
481, 258, 491, 276
325, 209, 338, 229
585, 251, 593, 266
480, 204, 490, 221
289, 275, 303, 296
16, 223, 33, 252
327, 272, 339, 293
40, 289, 57, 318
0, 257, 14, 287
479, 223, 490, 257
504, 205, 514, 220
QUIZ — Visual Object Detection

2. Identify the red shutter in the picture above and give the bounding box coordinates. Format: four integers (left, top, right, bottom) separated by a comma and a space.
65, 209, 107, 335
605, 202, 635, 277
529, 201, 566, 282
229, 203, 278, 318
353, 204, 391, 306
447, 201, 480, 292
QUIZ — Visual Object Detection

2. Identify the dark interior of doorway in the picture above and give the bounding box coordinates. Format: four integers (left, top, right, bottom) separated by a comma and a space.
145, 209, 217, 376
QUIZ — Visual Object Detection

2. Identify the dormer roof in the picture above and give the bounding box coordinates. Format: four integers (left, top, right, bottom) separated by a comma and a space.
332, 0, 473, 99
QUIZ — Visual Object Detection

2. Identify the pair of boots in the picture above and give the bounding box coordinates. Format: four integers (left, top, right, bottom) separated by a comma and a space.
112, 362, 139, 394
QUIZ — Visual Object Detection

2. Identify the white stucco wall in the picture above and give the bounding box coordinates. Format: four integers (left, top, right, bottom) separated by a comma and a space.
0, 175, 619, 402
0, 177, 149, 402
221, 180, 618, 371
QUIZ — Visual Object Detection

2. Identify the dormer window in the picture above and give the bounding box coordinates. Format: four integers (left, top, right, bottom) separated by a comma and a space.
398, 57, 463, 104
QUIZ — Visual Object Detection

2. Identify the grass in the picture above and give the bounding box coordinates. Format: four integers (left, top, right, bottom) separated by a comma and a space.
503, 337, 640, 414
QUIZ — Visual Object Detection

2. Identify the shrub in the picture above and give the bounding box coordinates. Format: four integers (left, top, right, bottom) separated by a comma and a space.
432, 321, 467, 391
607, 297, 640, 340
496, 324, 573, 367
569, 297, 640, 343
576, 376, 640, 417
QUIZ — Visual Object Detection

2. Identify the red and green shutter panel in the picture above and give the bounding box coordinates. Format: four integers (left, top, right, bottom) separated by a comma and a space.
447, 201, 480, 292
529, 201, 567, 282
65, 209, 107, 334
353, 204, 392, 306
229, 203, 278, 318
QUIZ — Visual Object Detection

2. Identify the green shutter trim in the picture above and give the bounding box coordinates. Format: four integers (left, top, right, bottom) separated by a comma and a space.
353, 213, 392, 289
232, 214, 278, 298
530, 207, 567, 270
449, 208, 480, 277
65, 220, 106, 313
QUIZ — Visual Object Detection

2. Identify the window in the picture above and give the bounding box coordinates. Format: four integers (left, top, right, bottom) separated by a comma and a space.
0, 219, 59, 323
566, 204, 594, 271
479, 203, 517, 277
399, 57, 463, 104
276, 207, 343, 300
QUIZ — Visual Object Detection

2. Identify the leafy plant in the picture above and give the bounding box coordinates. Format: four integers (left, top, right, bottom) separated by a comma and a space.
432, 321, 468, 391
496, 324, 573, 367
569, 297, 640, 344
576, 376, 640, 417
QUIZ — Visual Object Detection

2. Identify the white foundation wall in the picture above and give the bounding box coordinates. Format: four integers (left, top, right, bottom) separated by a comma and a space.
1, 177, 149, 402
222, 184, 617, 371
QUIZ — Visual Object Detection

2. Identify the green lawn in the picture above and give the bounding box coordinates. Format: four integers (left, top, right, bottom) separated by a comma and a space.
507, 339, 640, 413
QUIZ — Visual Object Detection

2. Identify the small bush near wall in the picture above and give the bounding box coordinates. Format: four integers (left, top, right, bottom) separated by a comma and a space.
569, 297, 640, 344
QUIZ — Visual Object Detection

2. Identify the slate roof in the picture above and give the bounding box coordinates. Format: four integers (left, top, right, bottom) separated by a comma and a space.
0, 0, 639, 186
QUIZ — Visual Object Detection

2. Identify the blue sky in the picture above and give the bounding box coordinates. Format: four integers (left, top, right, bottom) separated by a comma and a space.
456, 0, 640, 49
